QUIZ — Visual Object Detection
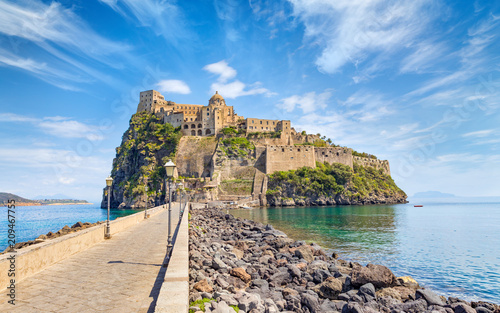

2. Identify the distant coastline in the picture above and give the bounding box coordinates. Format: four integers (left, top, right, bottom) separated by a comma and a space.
0, 192, 90, 207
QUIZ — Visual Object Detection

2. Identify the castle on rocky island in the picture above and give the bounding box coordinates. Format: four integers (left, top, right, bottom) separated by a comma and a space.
137, 89, 292, 139
136, 90, 391, 177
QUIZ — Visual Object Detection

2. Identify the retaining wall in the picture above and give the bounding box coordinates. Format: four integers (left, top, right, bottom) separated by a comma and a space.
155, 203, 190, 313
0, 205, 165, 291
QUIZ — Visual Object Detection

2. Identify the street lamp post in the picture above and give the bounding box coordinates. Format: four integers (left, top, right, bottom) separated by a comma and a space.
144, 177, 148, 219
105, 176, 113, 239
164, 159, 176, 262
178, 183, 184, 222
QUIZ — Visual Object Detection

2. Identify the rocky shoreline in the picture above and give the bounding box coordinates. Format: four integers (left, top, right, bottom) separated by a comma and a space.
188, 208, 499, 313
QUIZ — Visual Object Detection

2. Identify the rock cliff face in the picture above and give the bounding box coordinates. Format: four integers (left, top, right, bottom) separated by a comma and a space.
100, 112, 182, 209
266, 162, 407, 206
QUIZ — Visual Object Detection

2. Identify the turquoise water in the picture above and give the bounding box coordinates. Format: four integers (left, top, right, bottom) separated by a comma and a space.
231, 198, 500, 303
0, 204, 141, 252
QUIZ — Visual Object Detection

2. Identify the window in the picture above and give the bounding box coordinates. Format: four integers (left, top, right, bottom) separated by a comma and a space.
267, 121, 269, 125
252, 120, 254, 123
206, 129, 211, 135
184, 125, 188, 129
191, 124, 196, 128
198, 124, 202, 128
282, 148, 285, 152
190, 118, 193, 121
191, 130, 196, 135
260, 121, 262, 124
207, 112, 209, 116
298, 149, 301, 152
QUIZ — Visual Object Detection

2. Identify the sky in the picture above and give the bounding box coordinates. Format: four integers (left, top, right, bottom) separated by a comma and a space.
0, 0, 499, 202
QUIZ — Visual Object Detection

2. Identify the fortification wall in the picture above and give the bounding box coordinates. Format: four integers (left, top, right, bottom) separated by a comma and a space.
315, 147, 353, 168
265, 145, 316, 174
353, 156, 391, 176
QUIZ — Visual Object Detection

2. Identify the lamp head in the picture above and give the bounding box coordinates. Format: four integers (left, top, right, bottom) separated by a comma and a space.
164, 159, 176, 177
105, 176, 113, 187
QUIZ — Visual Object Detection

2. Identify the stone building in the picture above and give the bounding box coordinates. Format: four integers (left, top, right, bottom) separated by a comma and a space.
136, 90, 291, 137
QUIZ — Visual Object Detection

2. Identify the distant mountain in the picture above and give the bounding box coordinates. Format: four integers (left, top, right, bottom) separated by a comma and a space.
0, 192, 37, 205
413, 191, 456, 198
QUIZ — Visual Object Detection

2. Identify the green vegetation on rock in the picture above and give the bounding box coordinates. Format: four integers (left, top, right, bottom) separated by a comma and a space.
266, 161, 406, 205
103, 111, 182, 209
352, 150, 377, 159
189, 298, 214, 313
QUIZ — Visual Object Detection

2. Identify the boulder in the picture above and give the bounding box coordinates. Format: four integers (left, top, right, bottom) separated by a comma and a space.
230, 268, 251, 283
295, 245, 314, 263
301, 292, 321, 313
237, 293, 264, 312
451, 303, 477, 313
351, 264, 396, 288
416, 289, 445, 306
312, 277, 343, 300
193, 279, 213, 293
358, 283, 376, 302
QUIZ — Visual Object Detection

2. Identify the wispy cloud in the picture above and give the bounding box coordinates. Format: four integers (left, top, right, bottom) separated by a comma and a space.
157, 80, 191, 94
204, 60, 275, 98
99, 0, 193, 44
288, 0, 439, 74
462, 129, 494, 137
0, 0, 131, 90
278, 90, 331, 113
0, 113, 104, 141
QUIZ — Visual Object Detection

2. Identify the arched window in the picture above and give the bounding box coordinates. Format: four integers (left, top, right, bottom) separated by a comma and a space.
197, 130, 202, 136
191, 130, 196, 136
191, 124, 196, 128
160, 108, 164, 113
183, 124, 188, 129
198, 124, 202, 128
205, 129, 211, 135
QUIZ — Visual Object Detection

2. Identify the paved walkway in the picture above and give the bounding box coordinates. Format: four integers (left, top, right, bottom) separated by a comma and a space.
0, 204, 181, 313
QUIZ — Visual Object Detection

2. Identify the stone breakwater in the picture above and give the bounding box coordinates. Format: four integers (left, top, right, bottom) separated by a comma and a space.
189, 208, 499, 313
1, 221, 103, 254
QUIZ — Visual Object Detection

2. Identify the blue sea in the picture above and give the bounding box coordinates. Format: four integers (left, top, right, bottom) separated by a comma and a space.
231, 197, 500, 303
0, 204, 141, 252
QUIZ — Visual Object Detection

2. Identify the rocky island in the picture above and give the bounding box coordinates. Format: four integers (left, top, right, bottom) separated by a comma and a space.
101, 90, 406, 209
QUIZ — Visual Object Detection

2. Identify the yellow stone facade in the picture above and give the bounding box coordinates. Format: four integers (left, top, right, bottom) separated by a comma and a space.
136, 90, 292, 137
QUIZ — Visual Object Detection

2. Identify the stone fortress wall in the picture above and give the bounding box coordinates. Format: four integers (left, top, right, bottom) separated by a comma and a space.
265, 145, 317, 174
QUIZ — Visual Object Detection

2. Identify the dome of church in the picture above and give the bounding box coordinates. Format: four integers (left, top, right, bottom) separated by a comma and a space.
209, 91, 225, 106
210, 91, 224, 101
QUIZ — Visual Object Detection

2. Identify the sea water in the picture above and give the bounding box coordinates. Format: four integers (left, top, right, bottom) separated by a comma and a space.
0, 204, 141, 252
231, 197, 500, 303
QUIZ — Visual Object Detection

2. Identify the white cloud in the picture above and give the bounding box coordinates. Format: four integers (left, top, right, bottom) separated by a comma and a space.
278, 91, 331, 113
288, 0, 438, 74
203, 60, 275, 98
203, 60, 237, 83
0, 113, 104, 141
157, 80, 191, 94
